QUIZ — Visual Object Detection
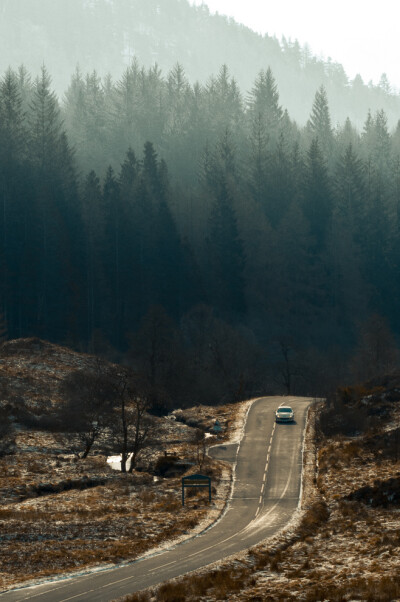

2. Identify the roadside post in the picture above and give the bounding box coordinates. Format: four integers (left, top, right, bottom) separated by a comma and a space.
181, 473, 211, 506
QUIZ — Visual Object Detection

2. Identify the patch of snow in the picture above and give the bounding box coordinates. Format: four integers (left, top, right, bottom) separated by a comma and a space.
106, 454, 133, 471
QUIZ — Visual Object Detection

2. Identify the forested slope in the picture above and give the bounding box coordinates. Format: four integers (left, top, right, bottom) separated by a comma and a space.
1, 0, 400, 127
1, 57, 400, 406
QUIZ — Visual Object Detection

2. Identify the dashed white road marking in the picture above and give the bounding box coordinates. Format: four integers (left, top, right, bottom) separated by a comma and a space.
257, 412, 279, 516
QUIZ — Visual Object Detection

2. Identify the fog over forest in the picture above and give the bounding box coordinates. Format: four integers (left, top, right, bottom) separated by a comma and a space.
1, 0, 400, 409
1, 0, 400, 127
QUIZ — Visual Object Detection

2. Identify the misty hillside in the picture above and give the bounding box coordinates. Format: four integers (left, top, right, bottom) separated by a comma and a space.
1, 0, 400, 127
2, 0, 400, 408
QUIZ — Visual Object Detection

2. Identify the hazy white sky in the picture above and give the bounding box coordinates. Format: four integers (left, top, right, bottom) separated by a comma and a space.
191, 0, 400, 89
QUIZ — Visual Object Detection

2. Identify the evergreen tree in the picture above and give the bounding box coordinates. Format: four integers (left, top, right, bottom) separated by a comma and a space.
113, 60, 142, 157
0, 68, 26, 163
334, 143, 365, 232
0, 68, 27, 333
302, 137, 332, 249
103, 166, 124, 346
28, 66, 63, 172
27, 66, 78, 339
247, 67, 283, 146
307, 85, 333, 161
81, 170, 105, 348
207, 179, 246, 318
204, 133, 246, 318
206, 65, 244, 142
248, 111, 270, 207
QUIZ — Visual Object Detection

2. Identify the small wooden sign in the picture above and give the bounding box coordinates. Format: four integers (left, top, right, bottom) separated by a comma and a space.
182, 473, 211, 506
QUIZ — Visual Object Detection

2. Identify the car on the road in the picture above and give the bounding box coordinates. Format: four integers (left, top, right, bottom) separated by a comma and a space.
275, 405, 295, 423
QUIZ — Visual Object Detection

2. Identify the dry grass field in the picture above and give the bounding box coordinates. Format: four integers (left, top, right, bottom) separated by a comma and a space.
0, 338, 242, 592
3, 338, 400, 601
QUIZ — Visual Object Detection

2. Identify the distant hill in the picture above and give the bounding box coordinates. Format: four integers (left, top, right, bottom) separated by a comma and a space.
1, 0, 399, 127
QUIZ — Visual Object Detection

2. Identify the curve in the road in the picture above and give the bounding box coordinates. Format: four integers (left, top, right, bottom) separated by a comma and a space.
1, 396, 312, 602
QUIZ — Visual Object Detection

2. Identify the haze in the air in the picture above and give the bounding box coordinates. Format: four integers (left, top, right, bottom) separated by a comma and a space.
191, 0, 400, 90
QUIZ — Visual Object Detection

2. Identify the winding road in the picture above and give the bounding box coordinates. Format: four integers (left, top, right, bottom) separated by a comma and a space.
1, 396, 312, 602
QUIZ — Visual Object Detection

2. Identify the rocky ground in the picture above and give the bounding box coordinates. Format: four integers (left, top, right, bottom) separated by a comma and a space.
0, 338, 244, 592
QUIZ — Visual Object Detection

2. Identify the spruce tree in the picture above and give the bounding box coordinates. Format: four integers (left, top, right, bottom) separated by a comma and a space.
302, 137, 332, 250
247, 67, 283, 146
307, 85, 333, 161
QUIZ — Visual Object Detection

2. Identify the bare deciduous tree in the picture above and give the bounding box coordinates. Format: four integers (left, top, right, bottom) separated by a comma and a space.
58, 362, 115, 458
273, 339, 304, 395
108, 368, 155, 473
192, 428, 206, 471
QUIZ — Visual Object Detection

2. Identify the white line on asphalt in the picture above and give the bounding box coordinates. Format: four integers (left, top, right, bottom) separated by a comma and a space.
148, 560, 177, 573
59, 590, 97, 601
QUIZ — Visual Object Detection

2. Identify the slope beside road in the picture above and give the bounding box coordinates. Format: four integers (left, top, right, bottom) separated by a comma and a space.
1, 396, 312, 602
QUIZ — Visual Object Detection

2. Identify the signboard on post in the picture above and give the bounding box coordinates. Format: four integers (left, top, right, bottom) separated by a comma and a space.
181, 473, 211, 506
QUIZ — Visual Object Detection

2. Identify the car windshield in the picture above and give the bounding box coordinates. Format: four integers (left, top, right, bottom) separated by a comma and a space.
278, 407, 292, 412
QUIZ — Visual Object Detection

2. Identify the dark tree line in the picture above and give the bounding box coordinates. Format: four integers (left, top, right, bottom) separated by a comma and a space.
1, 62, 400, 404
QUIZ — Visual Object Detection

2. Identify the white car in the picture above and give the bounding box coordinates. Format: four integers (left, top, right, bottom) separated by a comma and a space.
275, 405, 295, 423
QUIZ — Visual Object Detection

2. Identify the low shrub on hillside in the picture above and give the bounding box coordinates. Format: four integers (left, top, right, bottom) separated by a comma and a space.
346, 475, 400, 507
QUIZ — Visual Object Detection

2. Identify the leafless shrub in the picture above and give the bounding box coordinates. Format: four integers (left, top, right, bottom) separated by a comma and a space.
346, 475, 400, 507
298, 500, 329, 539
153, 567, 249, 601
317, 395, 370, 437
337, 499, 367, 520
269, 549, 283, 572
120, 593, 151, 602
156, 582, 187, 601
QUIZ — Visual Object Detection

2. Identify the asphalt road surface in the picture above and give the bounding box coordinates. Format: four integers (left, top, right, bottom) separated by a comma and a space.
1, 396, 313, 602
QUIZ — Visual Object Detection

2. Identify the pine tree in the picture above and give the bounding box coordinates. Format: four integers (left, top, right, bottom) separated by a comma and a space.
248, 111, 270, 207
302, 137, 332, 249
103, 166, 123, 346
204, 133, 246, 318
28, 65, 63, 172
334, 143, 365, 230
207, 179, 246, 318
0, 68, 26, 164
113, 60, 142, 155
268, 131, 294, 227
27, 66, 79, 339
166, 63, 190, 136
206, 65, 244, 141
307, 85, 333, 161
247, 67, 283, 146
82, 170, 105, 348
119, 147, 139, 201
0, 68, 28, 334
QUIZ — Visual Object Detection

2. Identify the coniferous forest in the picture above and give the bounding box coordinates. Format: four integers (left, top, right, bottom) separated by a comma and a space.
1, 57, 400, 409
